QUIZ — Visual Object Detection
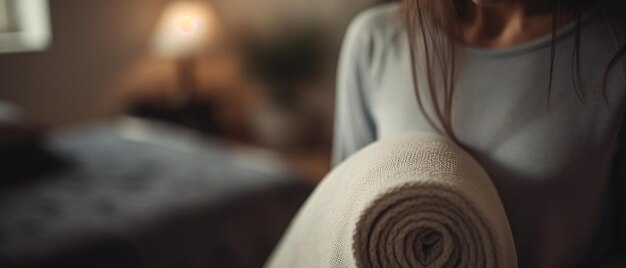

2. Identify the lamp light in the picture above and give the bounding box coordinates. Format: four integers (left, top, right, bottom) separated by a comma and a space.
152, 1, 218, 58
151, 1, 219, 101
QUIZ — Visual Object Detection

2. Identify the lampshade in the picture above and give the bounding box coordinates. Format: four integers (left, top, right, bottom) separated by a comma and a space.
151, 1, 218, 58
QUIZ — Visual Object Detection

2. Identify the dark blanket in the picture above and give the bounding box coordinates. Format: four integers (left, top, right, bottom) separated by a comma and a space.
0, 117, 311, 268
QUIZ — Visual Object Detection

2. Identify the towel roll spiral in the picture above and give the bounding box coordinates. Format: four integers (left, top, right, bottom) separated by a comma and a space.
267, 133, 517, 267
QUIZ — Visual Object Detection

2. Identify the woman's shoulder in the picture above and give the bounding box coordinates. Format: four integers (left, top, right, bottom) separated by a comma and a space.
350, 3, 402, 32
344, 3, 404, 49
341, 2, 405, 73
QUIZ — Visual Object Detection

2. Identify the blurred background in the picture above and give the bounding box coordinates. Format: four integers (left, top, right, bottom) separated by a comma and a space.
0, 0, 393, 178
0, 0, 396, 267
0, 0, 400, 267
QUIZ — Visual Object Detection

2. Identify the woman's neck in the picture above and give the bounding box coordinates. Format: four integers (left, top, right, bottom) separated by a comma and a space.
461, 1, 575, 49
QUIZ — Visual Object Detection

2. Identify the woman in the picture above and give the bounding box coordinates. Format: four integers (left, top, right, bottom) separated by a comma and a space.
332, 0, 625, 267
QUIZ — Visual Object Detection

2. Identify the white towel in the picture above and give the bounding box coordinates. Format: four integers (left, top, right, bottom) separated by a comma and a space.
266, 133, 517, 267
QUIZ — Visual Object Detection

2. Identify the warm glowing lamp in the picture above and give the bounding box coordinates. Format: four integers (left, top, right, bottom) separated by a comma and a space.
151, 1, 219, 100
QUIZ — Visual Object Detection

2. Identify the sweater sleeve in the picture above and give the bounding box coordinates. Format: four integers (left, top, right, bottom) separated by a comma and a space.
331, 11, 379, 166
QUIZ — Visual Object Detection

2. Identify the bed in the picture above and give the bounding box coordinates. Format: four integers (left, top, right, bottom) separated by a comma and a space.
0, 116, 311, 268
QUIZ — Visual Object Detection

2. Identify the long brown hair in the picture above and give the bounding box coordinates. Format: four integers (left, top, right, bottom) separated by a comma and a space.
403, 0, 626, 142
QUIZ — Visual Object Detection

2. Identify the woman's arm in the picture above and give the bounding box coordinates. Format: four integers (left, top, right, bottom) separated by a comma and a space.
331, 11, 379, 166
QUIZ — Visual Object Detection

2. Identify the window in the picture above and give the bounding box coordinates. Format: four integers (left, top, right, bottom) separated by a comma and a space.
0, 0, 51, 53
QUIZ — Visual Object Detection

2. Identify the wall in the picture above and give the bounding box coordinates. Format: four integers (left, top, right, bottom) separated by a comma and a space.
0, 0, 376, 127
0, 0, 169, 125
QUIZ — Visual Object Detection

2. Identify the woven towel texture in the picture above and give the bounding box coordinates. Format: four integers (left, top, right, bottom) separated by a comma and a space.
266, 133, 517, 267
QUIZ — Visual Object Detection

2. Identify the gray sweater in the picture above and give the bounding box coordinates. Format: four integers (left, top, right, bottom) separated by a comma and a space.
332, 3, 626, 267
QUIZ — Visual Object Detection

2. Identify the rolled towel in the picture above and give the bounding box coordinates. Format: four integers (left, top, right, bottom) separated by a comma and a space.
266, 133, 517, 267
